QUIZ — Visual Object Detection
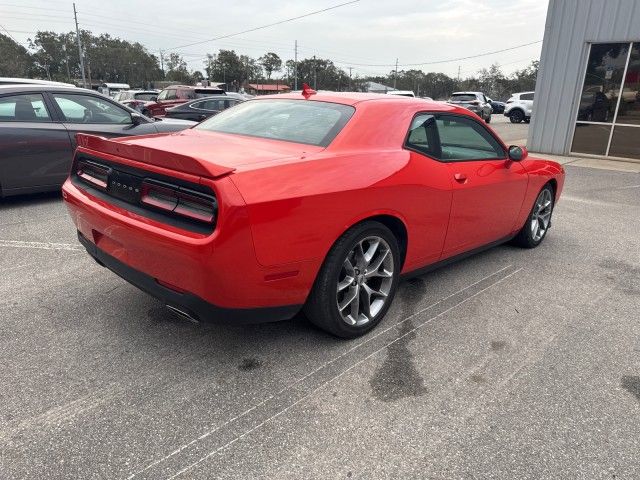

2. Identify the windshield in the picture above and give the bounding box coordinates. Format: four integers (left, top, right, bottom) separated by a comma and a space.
449, 94, 477, 102
195, 99, 355, 147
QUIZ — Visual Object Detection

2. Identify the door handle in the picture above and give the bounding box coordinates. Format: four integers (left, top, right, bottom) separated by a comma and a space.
453, 173, 467, 183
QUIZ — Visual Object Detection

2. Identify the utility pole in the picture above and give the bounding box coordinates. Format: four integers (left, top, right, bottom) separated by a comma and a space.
393, 58, 398, 89
457, 65, 461, 83
73, 3, 87, 88
85, 48, 92, 89
294, 40, 298, 90
348, 66, 352, 91
159, 49, 165, 78
313, 55, 317, 90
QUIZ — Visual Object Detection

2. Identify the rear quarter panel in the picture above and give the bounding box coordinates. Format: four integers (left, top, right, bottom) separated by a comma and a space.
230, 149, 452, 272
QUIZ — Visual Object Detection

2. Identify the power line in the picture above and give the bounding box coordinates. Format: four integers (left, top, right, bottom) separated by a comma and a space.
333, 40, 543, 67
166, 0, 360, 50
0, 22, 18, 42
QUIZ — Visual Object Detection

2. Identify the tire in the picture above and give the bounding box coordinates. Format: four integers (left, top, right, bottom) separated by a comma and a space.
485, 114, 492, 124
304, 221, 401, 338
512, 184, 555, 248
524, 117, 530, 124
509, 109, 524, 123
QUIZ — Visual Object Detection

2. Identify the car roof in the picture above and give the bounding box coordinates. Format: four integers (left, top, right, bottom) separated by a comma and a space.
251, 91, 454, 109
451, 91, 483, 95
0, 84, 98, 95
0, 77, 76, 87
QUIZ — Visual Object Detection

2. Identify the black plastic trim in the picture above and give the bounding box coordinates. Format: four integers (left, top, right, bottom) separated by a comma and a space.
401, 234, 516, 279
77, 231, 301, 324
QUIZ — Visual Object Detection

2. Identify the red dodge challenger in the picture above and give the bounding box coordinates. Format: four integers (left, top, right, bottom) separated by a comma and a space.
63, 88, 564, 338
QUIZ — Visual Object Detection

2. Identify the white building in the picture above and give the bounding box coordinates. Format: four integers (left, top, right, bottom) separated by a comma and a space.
529, 0, 640, 161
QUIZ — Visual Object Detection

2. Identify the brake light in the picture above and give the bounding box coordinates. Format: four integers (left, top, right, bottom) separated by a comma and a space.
469, 100, 481, 105
77, 160, 110, 190
140, 180, 216, 224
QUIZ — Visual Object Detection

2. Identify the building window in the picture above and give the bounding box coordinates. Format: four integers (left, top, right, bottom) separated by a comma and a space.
572, 42, 640, 159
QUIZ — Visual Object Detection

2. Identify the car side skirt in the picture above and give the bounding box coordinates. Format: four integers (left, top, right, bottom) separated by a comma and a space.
400, 234, 516, 280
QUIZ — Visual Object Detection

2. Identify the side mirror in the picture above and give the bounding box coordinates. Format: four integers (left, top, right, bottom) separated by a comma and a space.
131, 112, 145, 126
508, 145, 528, 161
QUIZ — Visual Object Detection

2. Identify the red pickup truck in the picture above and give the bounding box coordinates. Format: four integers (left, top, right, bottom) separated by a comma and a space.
141, 85, 225, 117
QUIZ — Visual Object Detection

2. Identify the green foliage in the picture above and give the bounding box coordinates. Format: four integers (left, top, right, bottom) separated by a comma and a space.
0, 34, 32, 77
259, 52, 282, 80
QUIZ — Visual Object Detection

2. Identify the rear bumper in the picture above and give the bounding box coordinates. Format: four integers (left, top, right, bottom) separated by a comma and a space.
78, 231, 301, 323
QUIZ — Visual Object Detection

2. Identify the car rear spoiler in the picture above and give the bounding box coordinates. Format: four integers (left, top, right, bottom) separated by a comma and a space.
75, 133, 235, 179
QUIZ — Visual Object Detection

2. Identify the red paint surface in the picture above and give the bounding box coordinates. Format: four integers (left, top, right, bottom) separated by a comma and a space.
63, 93, 565, 310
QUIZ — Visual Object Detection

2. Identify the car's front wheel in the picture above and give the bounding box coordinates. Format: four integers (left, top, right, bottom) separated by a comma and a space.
509, 109, 524, 123
485, 113, 492, 123
512, 184, 555, 248
304, 221, 400, 338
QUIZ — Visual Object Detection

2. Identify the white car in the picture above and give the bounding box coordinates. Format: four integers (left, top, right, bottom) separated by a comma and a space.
387, 90, 415, 97
504, 91, 534, 123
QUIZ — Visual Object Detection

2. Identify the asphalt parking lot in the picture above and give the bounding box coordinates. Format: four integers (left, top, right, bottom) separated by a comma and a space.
1, 123, 639, 479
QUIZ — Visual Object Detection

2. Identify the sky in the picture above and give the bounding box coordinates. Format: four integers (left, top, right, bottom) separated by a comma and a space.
0, 0, 549, 79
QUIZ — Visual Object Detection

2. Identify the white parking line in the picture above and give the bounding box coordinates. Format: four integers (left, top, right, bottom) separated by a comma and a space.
0, 240, 83, 252
126, 264, 517, 479
164, 267, 523, 480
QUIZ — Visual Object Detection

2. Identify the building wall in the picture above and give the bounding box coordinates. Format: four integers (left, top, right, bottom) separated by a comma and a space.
528, 0, 640, 154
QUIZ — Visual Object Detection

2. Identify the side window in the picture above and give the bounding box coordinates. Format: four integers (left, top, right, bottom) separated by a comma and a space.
165, 89, 178, 100
156, 90, 168, 101
52, 94, 132, 124
0, 94, 52, 122
406, 113, 437, 156
435, 115, 505, 161
521, 93, 534, 101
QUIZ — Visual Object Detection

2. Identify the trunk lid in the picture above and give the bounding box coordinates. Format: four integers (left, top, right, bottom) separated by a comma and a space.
76, 129, 323, 179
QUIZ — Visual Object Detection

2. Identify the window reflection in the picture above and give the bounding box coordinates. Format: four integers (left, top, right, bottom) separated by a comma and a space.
571, 123, 612, 155
614, 43, 640, 125
576, 43, 629, 122
609, 126, 640, 159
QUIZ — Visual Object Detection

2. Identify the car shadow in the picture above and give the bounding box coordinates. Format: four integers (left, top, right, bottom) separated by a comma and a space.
0, 190, 62, 208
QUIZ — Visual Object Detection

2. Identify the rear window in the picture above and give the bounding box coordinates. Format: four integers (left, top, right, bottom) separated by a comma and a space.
134, 92, 157, 101
449, 94, 477, 102
195, 99, 355, 147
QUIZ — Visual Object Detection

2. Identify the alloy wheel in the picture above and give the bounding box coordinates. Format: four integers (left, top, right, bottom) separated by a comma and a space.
531, 189, 553, 242
336, 236, 394, 326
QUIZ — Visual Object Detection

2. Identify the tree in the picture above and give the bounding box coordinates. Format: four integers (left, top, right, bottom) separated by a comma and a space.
165, 53, 191, 83
259, 52, 282, 80
295, 57, 349, 91
204, 50, 263, 90
0, 34, 32, 77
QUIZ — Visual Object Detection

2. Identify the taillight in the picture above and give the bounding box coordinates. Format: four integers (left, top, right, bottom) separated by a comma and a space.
140, 179, 216, 224
77, 160, 110, 190
469, 100, 481, 105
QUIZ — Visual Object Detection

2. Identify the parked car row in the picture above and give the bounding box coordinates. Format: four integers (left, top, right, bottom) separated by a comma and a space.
446, 90, 535, 124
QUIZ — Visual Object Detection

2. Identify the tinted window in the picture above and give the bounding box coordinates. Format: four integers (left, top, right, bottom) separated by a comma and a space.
406, 114, 437, 156
0, 93, 51, 122
449, 94, 477, 102
53, 94, 131, 124
406, 113, 504, 161
615, 43, 640, 125
196, 99, 355, 147
576, 43, 629, 122
520, 93, 534, 100
134, 92, 157, 101
164, 89, 178, 100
